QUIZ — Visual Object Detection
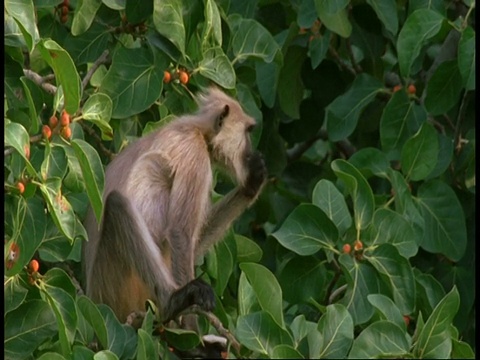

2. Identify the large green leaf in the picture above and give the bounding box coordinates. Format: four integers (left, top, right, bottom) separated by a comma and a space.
415, 180, 467, 262
364, 244, 416, 314
198, 47, 236, 89
71, 139, 105, 224
41, 144, 68, 181
71, 0, 102, 35
317, 304, 354, 359
236, 311, 294, 356
458, 26, 475, 90
38, 40, 81, 114
326, 74, 383, 141
425, 60, 464, 115
272, 204, 338, 256
314, 0, 351, 38
202, 0, 222, 47
401, 122, 439, 181
5, 0, 39, 52
137, 329, 159, 360
77, 296, 109, 350
366, 0, 398, 35
229, 14, 281, 64
98, 45, 166, 118
349, 321, 410, 358
367, 294, 407, 331
397, 9, 444, 78
278, 46, 307, 119
4, 300, 57, 360
331, 160, 375, 231
240, 263, 285, 329
81, 93, 113, 140
153, 0, 185, 54
413, 287, 460, 359
5, 121, 36, 176
312, 179, 352, 235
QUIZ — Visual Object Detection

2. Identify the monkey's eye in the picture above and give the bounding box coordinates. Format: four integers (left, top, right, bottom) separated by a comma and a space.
217, 104, 230, 129
246, 124, 255, 133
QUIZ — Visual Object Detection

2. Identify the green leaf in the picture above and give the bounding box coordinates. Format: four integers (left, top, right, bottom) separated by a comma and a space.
415, 180, 467, 261
236, 311, 294, 356
414, 270, 446, 318
37, 352, 67, 360
4, 300, 57, 360
5, 0, 39, 52
369, 208, 418, 259
278, 46, 307, 119
413, 287, 460, 359
309, 30, 331, 69
397, 9, 444, 78
366, 0, 398, 35
153, 0, 185, 54
71, 139, 105, 224
93, 350, 120, 360
229, 14, 281, 64
38, 40, 82, 114
202, 0, 222, 47
98, 45, 166, 118
425, 60, 464, 115
401, 122, 439, 181
256, 61, 280, 108
240, 263, 285, 328
4, 278, 28, 315
326, 74, 383, 141
364, 244, 416, 314
20, 77, 40, 134
349, 321, 410, 358
137, 329, 158, 360
41, 144, 68, 181
425, 133, 454, 179
71, 0, 102, 35
164, 328, 201, 351
331, 160, 375, 231
367, 294, 407, 331
64, 22, 111, 66
98, 305, 127, 357
235, 234, 263, 263
315, 0, 352, 38
272, 204, 339, 256
278, 256, 326, 305
211, 231, 235, 295
380, 90, 427, 159
458, 26, 475, 90
77, 296, 109, 350
238, 272, 259, 316
5, 121, 36, 176
348, 148, 390, 179
317, 304, 354, 359
271, 345, 304, 359
451, 339, 475, 359
338, 254, 381, 325
198, 47, 236, 89
81, 93, 113, 140
312, 179, 352, 235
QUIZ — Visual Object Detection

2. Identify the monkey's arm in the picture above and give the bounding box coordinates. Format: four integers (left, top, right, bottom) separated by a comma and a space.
195, 152, 267, 258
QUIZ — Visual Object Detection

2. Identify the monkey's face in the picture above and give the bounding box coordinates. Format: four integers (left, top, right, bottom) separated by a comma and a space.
210, 102, 256, 186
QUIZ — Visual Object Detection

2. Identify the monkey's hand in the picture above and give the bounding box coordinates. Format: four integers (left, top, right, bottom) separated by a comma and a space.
163, 279, 216, 322
242, 152, 267, 198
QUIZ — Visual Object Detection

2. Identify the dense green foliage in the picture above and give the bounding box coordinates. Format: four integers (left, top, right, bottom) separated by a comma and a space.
4, 0, 475, 359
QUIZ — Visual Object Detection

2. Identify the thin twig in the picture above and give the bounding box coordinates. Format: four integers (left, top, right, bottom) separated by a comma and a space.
81, 50, 110, 91
345, 38, 362, 73
328, 45, 357, 76
80, 122, 116, 161
328, 284, 347, 304
23, 69, 57, 94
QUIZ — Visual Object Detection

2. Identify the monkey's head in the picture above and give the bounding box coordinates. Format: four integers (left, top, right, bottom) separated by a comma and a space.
196, 87, 257, 186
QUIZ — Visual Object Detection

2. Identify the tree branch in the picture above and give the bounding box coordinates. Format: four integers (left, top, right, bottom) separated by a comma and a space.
81, 50, 110, 91
23, 69, 57, 94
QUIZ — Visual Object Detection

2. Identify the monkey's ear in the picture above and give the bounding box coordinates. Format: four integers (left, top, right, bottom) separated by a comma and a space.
215, 104, 229, 130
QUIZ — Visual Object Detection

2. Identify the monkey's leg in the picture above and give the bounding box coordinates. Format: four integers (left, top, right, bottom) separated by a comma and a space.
88, 191, 177, 321
196, 152, 267, 258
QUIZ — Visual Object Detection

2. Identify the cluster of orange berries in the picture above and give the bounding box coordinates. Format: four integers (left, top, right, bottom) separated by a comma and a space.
163, 69, 189, 85
42, 109, 72, 142
342, 240, 363, 254
57, 0, 69, 24
393, 83, 416, 95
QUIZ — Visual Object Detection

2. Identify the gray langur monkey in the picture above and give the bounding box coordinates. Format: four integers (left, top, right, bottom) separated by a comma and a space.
82, 87, 267, 326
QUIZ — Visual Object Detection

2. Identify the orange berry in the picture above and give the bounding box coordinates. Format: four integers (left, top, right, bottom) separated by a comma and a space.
24, 145, 30, 159
163, 71, 171, 84
61, 126, 72, 139
342, 243, 351, 254
354, 240, 363, 251
407, 84, 416, 94
62, 5, 68, 15
16, 181, 25, 194
60, 110, 70, 126
29, 259, 39, 273
49, 115, 58, 128
178, 70, 189, 84
403, 315, 410, 326
393, 85, 402, 93
42, 125, 52, 140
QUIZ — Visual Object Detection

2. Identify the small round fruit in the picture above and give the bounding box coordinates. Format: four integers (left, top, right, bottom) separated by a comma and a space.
343, 243, 351, 254
163, 71, 171, 84
403, 315, 410, 326
393, 85, 402, 93
61, 126, 72, 139
62, 5, 68, 15
354, 240, 363, 251
407, 84, 416, 94
60, 110, 70, 126
178, 70, 189, 84
29, 259, 40, 273
49, 115, 59, 128
42, 125, 52, 140
16, 182, 25, 194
